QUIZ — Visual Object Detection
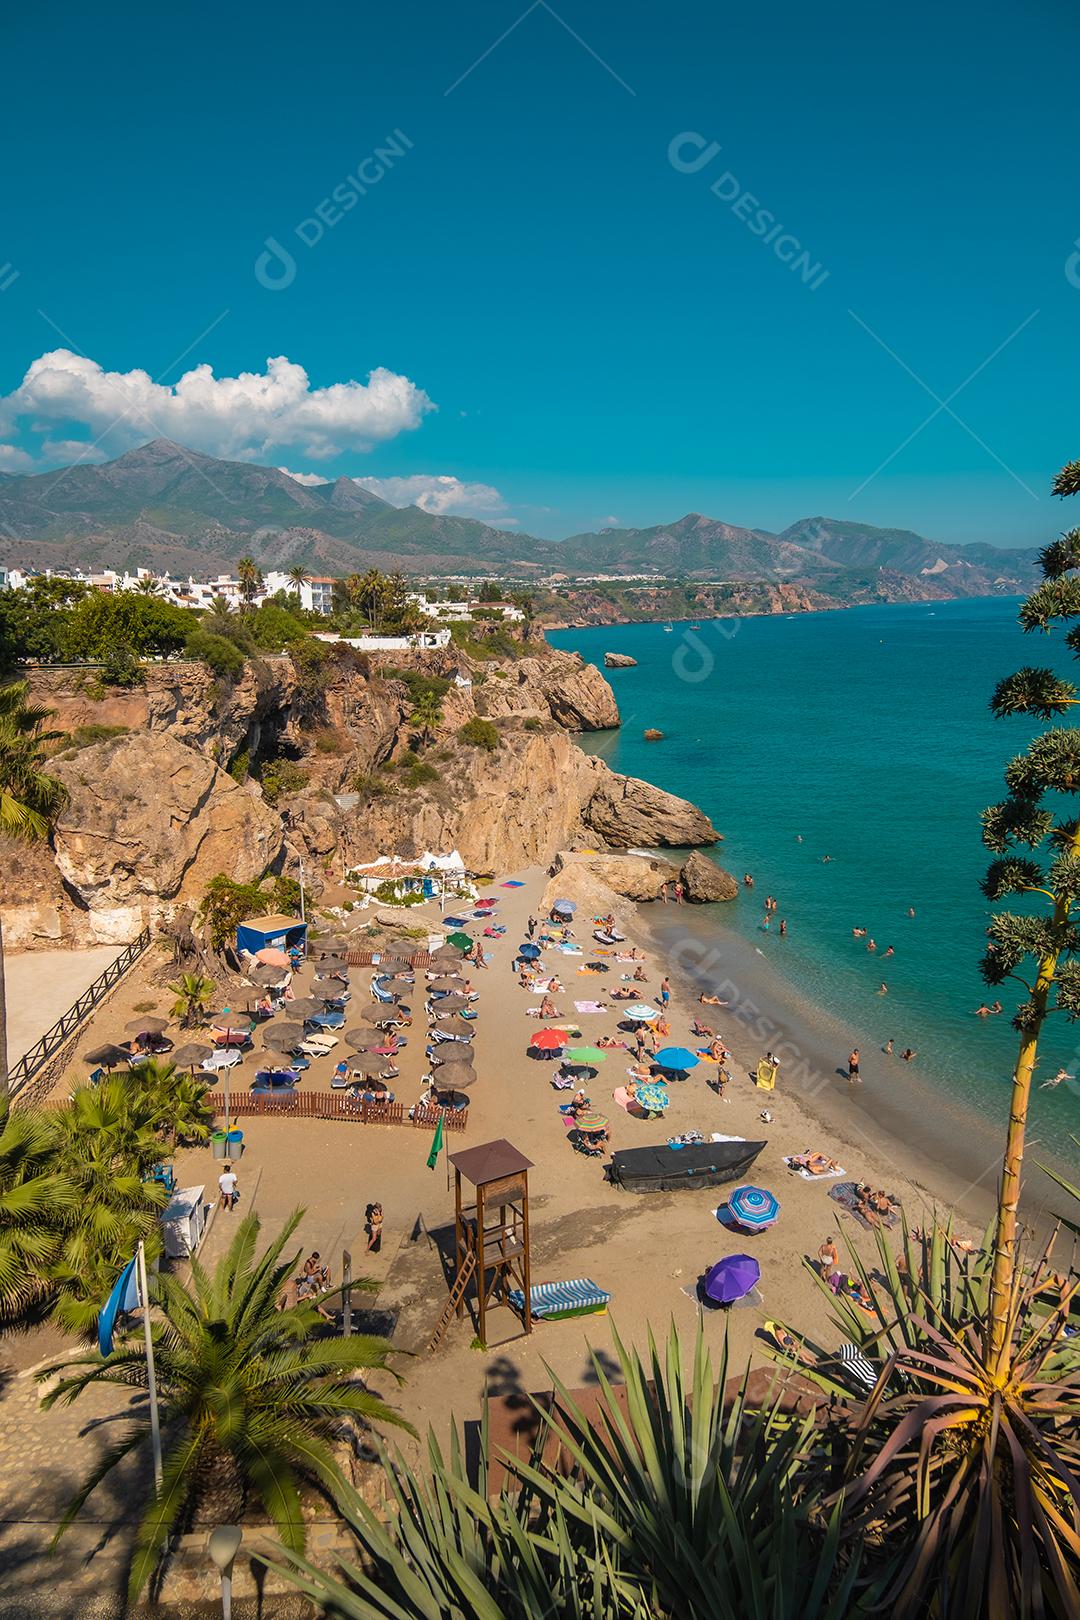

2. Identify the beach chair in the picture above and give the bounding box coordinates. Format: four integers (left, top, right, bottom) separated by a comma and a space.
370, 977, 396, 1003
507, 1278, 611, 1321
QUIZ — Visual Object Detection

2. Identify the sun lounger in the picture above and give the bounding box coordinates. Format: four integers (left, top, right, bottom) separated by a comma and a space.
507, 1278, 611, 1322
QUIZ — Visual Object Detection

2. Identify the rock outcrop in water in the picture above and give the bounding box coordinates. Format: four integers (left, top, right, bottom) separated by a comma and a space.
576, 756, 718, 848
603, 652, 638, 668
680, 849, 739, 902
549, 848, 679, 902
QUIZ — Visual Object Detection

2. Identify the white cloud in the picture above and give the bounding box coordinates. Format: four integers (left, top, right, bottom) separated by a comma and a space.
601, 514, 621, 527
351, 472, 513, 522
0, 350, 435, 462
278, 466, 329, 486
0, 444, 35, 472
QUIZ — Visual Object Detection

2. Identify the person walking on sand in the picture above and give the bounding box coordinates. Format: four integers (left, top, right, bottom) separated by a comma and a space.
527, 915, 536, 939
365, 1201, 383, 1253
218, 1163, 239, 1211
817, 1235, 841, 1287
659, 976, 671, 1009
847, 1048, 861, 1084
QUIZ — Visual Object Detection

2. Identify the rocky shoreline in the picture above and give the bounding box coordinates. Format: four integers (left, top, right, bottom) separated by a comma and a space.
3, 645, 722, 949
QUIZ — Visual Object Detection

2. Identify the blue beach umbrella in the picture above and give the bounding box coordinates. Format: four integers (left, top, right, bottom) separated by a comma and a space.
703, 1254, 760, 1305
727, 1184, 781, 1231
518, 943, 542, 959
654, 1046, 699, 1072
552, 899, 577, 913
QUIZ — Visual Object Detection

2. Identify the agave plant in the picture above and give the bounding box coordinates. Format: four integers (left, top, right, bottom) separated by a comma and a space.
40, 1209, 411, 1603
765, 1220, 1080, 1618
266, 1320, 880, 1619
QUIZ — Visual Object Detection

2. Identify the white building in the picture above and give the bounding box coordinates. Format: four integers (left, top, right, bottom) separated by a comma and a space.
407, 593, 524, 623
313, 628, 451, 652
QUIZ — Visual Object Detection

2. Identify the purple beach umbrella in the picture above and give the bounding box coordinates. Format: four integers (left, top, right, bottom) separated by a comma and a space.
702, 1254, 761, 1306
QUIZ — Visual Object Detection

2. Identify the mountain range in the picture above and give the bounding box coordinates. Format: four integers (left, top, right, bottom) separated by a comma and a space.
0, 439, 1041, 600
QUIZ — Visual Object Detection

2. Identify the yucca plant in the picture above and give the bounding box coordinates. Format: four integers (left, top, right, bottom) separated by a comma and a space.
265, 1320, 880, 1619
766, 1220, 1080, 1617
167, 972, 215, 1027
40, 1209, 411, 1603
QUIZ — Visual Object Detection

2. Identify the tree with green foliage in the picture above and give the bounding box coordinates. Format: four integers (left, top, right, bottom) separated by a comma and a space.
0, 680, 68, 840
41, 1209, 412, 1604
236, 556, 263, 608
977, 454, 1080, 1367
459, 715, 500, 751
287, 565, 309, 592
0, 1100, 74, 1323
183, 628, 246, 680
167, 973, 215, 1027
49, 1078, 167, 1334
409, 690, 443, 748
0, 575, 88, 665
477, 580, 503, 602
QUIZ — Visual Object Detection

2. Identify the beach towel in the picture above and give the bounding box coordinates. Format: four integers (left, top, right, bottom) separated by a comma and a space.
574, 1000, 607, 1014
784, 1155, 846, 1181
755, 1060, 778, 1091
501, 880, 526, 888
442, 915, 471, 927
829, 1181, 898, 1229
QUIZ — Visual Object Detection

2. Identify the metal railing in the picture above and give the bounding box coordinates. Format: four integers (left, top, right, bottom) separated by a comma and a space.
8, 928, 153, 1096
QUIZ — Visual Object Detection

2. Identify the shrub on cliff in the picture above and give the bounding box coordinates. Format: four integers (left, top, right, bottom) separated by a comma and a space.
184, 628, 245, 680
459, 716, 500, 752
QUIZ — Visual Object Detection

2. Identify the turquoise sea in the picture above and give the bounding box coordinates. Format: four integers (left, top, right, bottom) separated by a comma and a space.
550, 599, 1080, 1178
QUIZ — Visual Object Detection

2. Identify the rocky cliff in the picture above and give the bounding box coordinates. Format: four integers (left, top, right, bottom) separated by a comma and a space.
9, 644, 715, 947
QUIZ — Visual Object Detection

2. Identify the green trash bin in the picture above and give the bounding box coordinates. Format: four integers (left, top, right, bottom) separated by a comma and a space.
211, 1131, 229, 1161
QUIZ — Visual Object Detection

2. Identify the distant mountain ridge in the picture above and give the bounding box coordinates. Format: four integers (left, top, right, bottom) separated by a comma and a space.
0, 439, 1040, 600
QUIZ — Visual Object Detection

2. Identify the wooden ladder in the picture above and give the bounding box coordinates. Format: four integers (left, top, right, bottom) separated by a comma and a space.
427, 1252, 477, 1351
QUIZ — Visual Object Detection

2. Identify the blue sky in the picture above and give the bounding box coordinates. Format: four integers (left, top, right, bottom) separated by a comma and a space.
1, 0, 1078, 544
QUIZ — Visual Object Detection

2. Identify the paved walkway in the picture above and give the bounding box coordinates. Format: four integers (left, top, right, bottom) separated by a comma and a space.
4, 946, 122, 1066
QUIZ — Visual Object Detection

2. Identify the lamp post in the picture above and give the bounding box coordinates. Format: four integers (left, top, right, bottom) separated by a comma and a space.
208, 1525, 242, 1620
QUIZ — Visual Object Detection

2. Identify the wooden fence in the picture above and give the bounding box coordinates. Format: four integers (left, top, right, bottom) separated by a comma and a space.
206, 1090, 468, 1130
8, 928, 153, 1097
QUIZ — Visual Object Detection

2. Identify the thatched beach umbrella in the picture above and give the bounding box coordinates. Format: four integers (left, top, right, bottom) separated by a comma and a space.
247, 964, 289, 987
284, 998, 325, 1020
429, 1043, 473, 1066
430, 945, 463, 967
431, 993, 469, 1013
344, 1029, 387, 1051
172, 1041, 214, 1071
84, 1043, 134, 1070
349, 1051, 396, 1077
125, 1015, 168, 1036
427, 975, 464, 991
431, 1016, 474, 1037
431, 1068, 476, 1091
263, 1022, 306, 1049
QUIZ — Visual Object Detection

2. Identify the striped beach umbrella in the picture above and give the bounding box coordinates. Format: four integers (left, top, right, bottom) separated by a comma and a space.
727, 1184, 781, 1231
624, 1004, 659, 1021
573, 1109, 608, 1134
634, 1080, 669, 1113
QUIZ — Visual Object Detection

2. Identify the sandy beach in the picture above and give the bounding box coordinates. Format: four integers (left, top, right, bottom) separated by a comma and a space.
0, 858, 1012, 1606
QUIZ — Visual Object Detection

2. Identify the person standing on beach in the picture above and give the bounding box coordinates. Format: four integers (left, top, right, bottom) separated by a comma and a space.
527, 915, 536, 939
218, 1163, 239, 1211
659, 976, 671, 1009
817, 1236, 840, 1287
365, 1202, 383, 1253
674, 882, 684, 904
847, 1048, 861, 1084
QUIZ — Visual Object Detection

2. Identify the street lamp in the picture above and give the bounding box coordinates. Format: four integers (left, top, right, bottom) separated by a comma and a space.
208, 1525, 243, 1620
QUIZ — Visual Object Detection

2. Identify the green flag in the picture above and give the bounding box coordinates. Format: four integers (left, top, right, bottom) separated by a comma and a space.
426, 1112, 444, 1170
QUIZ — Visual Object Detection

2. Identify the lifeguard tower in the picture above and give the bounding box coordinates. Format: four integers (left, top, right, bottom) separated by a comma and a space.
428, 1138, 534, 1350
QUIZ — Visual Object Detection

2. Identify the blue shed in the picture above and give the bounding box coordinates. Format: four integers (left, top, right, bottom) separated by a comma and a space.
236, 913, 308, 957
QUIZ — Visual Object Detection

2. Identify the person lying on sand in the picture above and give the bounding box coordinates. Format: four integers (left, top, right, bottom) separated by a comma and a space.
596, 1034, 625, 1049
691, 1017, 715, 1038
610, 987, 637, 1000
699, 992, 729, 1006
767, 1323, 814, 1365
708, 1037, 729, 1062
791, 1151, 840, 1176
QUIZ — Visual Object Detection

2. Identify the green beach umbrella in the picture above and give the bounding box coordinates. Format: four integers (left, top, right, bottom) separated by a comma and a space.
566, 1046, 607, 1064
446, 931, 473, 951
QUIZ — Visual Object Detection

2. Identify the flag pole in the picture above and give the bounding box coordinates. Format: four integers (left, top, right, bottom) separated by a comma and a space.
137, 1240, 163, 1492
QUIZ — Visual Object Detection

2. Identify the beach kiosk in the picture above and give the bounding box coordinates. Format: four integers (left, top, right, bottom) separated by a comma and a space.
235, 913, 308, 959
430, 1139, 534, 1349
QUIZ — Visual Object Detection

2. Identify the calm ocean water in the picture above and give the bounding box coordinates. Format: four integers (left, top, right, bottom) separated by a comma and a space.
550, 598, 1080, 1159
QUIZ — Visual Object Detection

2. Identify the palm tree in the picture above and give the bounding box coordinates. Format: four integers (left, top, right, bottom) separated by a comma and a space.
0, 1099, 75, 1322
236, 557, 263, 609
49, 1078, 166, 1334
286, 565, 309, 599
138, 1060, 213, 1148
0, 916, 8, 1100
167, 972, 215, 1027
41, 1209, 412, 1603
0, 680, 68, 841
409, 691, 444, 748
